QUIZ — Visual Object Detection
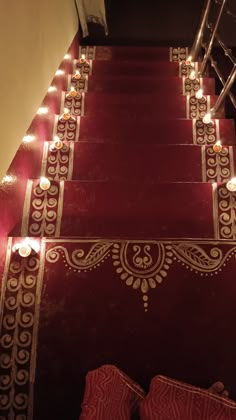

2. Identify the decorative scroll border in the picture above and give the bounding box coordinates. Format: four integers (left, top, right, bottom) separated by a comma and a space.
41, 142, 74, 181
69, 74, 88, 92
0, 237, 45, 420
186, 95, 210, 119
74, 59, 92, 76
63, 92, 85, 117
212, 183, 236, 240
21, 180, 64, 237
179, 61, 198, 77
182, 76, 203, 95
79, 46, 96, 60
201, 145, 234, 183
46, 239, 236, 312
54, 115, 80, 142
192, 118, 220, 145
169, 47, 188, 62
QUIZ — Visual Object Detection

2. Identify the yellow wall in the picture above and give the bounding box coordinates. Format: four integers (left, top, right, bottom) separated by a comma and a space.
0, 0, 78, 180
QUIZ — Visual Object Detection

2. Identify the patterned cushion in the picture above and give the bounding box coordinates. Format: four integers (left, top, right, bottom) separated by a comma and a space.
140, 375, 236, 419
79, 364, 146, 419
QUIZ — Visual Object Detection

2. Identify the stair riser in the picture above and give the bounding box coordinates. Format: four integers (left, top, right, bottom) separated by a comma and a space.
52, 75, 215, 95
43, 91, 221, 119
9, 181, 235, 240
60, 60, 181, 76
27, 115, 236, 145
80, 46, 173, 61
9, 143, 236, 184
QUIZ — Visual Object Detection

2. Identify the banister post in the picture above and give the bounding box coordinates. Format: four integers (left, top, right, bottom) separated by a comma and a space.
190, 0, 212, 62
211, 64, 236, 116
200, 0, 227, 75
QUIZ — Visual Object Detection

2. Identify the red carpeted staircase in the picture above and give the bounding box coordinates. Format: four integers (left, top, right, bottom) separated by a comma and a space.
1, 43, 236, 420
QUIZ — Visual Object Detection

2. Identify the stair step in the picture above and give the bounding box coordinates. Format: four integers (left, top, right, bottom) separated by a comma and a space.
27, 115, 236, 144
52, 74, 215, 95
60, 60, 184, 77
7, 180, 221, 239
86, 60, 180, 77
85, 76, 215, 95
42, 91, 221, 119
9, 143, 236, 183
80, 46, 173, 61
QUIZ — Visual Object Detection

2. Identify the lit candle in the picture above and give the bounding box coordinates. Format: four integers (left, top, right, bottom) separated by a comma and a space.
213, 140, 222, 153
50, 140, 63, 152
80, 53, 86, 63
74, 70, 81, 80
68, 87, 77, 98
55, 69, 65, 76
62, 108, 71, 120
22, 134, 35, 143
203, 113, 212, 124
186, 55, 192, 65
48, 86, 57, 93
12, 238, 40, 257
189, 70, 196, 81
18, 242, 32, 257
195, 89, 203, 99
226, 177, 236, 192
39, 177, 51, 191
37, 107, 48, 115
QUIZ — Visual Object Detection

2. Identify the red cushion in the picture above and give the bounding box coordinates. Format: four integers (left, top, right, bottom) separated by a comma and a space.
140, 375, 236, 419
79, 364, 146, 419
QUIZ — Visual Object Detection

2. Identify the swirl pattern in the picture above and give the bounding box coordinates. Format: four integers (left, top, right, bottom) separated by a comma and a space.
179, 61, 198, 77
46, 240, 236, 312
56, 115, 78, 142
170, 47, 188, 62
22, 180, 63, 237
214, 185, 236, 239
188, 95, 209, 119
0, 238, 43, 419
64, 92, 84, 117
43, 142, 74, 181
70, 74, 87, 92
193, 118, 218, 145
183, 76, 201, 95
75, 59, 91, 76
202, 145, 233, 183
79, 45, 96, 60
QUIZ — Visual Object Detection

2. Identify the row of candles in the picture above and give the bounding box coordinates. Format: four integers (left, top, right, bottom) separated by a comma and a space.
23, 54, 236, 194
2, 52, 236, 260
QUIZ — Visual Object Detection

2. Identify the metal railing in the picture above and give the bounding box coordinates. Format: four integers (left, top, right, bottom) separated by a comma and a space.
190, 0, 236, 117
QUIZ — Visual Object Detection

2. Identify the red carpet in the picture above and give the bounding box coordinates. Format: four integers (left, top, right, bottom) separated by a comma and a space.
52, 74, 215, 95
9, 142, 236, 182
1, 39, 236, 420
27, 113, 236, 144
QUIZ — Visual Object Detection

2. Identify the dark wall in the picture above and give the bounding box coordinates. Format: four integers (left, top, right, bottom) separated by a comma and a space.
81, 0, 236, 47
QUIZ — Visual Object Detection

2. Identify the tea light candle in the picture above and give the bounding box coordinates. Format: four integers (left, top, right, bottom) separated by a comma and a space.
226, 177, 236, 192
213, 140, 222, 153
39, 177, 51, 191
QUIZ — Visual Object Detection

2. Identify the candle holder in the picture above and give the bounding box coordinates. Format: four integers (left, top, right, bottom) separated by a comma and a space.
226, 177, 236, 192
50, 139, 63, 151
79, 54, 87, 64
189, 70, 196, 81
12, 238, 40, 257
213, 140, 223, 153
39, 177, 51, 191
203, 113, 212, 125
61, 108, 71, 120
74, 71, 81, 80
195, 89, 203, 99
